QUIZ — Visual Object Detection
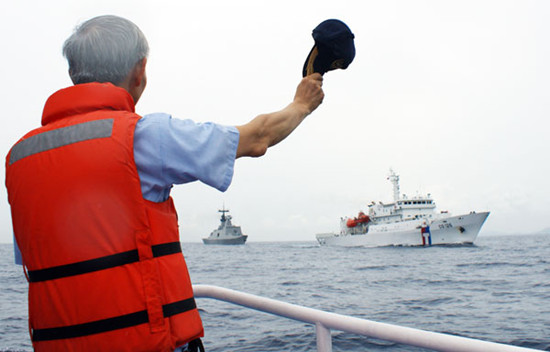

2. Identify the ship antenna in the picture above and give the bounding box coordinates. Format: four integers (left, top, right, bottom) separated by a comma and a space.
219, 204, 229, 222
387, 169, 400, 202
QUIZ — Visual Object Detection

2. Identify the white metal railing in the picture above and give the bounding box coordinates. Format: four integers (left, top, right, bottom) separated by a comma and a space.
193, 284, 542, 352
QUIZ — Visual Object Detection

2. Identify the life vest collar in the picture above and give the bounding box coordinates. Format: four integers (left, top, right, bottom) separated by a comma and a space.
41, 82, 135, 126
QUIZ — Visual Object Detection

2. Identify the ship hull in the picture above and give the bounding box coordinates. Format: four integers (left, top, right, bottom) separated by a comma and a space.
202, 235, 248, 245
316, 212, 489, 247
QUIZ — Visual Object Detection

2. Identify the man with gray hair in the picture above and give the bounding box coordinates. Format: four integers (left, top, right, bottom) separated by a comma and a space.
6, 15, 323, 352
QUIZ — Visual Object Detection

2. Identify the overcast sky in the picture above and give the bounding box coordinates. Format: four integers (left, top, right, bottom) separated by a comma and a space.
1, 0, 549, 243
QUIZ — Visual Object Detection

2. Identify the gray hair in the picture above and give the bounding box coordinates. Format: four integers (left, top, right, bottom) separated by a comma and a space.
63, 15, 149, 85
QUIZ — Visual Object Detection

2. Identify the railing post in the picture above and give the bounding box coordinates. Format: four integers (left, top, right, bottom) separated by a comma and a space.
316, 322, 332, 352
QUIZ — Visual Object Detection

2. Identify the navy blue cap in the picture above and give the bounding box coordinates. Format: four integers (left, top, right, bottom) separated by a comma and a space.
303, 19, 355, 77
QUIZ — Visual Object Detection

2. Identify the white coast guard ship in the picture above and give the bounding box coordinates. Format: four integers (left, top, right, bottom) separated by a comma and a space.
316, 170, 489, 247
203, 208, 248, 245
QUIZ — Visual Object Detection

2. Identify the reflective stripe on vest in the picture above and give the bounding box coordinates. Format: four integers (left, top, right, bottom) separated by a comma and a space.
9, 119, 114, 165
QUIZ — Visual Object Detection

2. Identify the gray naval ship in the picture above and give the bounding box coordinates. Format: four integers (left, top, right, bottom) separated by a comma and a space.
203, 208, 248, 245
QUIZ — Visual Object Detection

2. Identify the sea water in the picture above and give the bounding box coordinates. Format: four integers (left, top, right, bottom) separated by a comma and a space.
1, 235, 549, 351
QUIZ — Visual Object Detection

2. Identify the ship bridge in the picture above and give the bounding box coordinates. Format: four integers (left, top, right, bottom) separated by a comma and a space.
368, 169, 438, 224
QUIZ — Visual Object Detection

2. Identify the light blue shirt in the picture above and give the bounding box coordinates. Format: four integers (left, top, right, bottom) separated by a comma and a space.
14, 113, 240, 264
134, 113, 239, 202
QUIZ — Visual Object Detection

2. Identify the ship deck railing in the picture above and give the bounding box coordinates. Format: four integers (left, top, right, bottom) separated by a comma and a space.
193, 284, 542, 352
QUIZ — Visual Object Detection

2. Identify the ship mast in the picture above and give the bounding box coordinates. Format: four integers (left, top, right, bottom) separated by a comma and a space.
218, 207, 229, 222
387, 169, 400, 202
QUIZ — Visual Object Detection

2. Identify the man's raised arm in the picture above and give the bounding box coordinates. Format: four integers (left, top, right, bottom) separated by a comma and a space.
236, 73, 324, 158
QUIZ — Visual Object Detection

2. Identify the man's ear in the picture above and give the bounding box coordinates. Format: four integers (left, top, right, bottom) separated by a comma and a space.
134, 58, 147, 87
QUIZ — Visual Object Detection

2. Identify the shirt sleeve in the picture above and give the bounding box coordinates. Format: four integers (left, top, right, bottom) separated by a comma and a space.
14, 235, 23, 265
134, 113, 239, 203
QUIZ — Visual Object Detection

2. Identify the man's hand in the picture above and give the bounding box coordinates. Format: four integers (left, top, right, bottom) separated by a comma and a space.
293, 73, 324, 116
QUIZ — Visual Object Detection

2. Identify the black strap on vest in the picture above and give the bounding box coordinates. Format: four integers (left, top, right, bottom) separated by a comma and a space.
27, 241, 182, 283
32, 297, 197, 341
186, 338, 206, 352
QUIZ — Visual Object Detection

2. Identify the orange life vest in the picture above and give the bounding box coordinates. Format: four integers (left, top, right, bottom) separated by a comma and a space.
5, 83, 204, 351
